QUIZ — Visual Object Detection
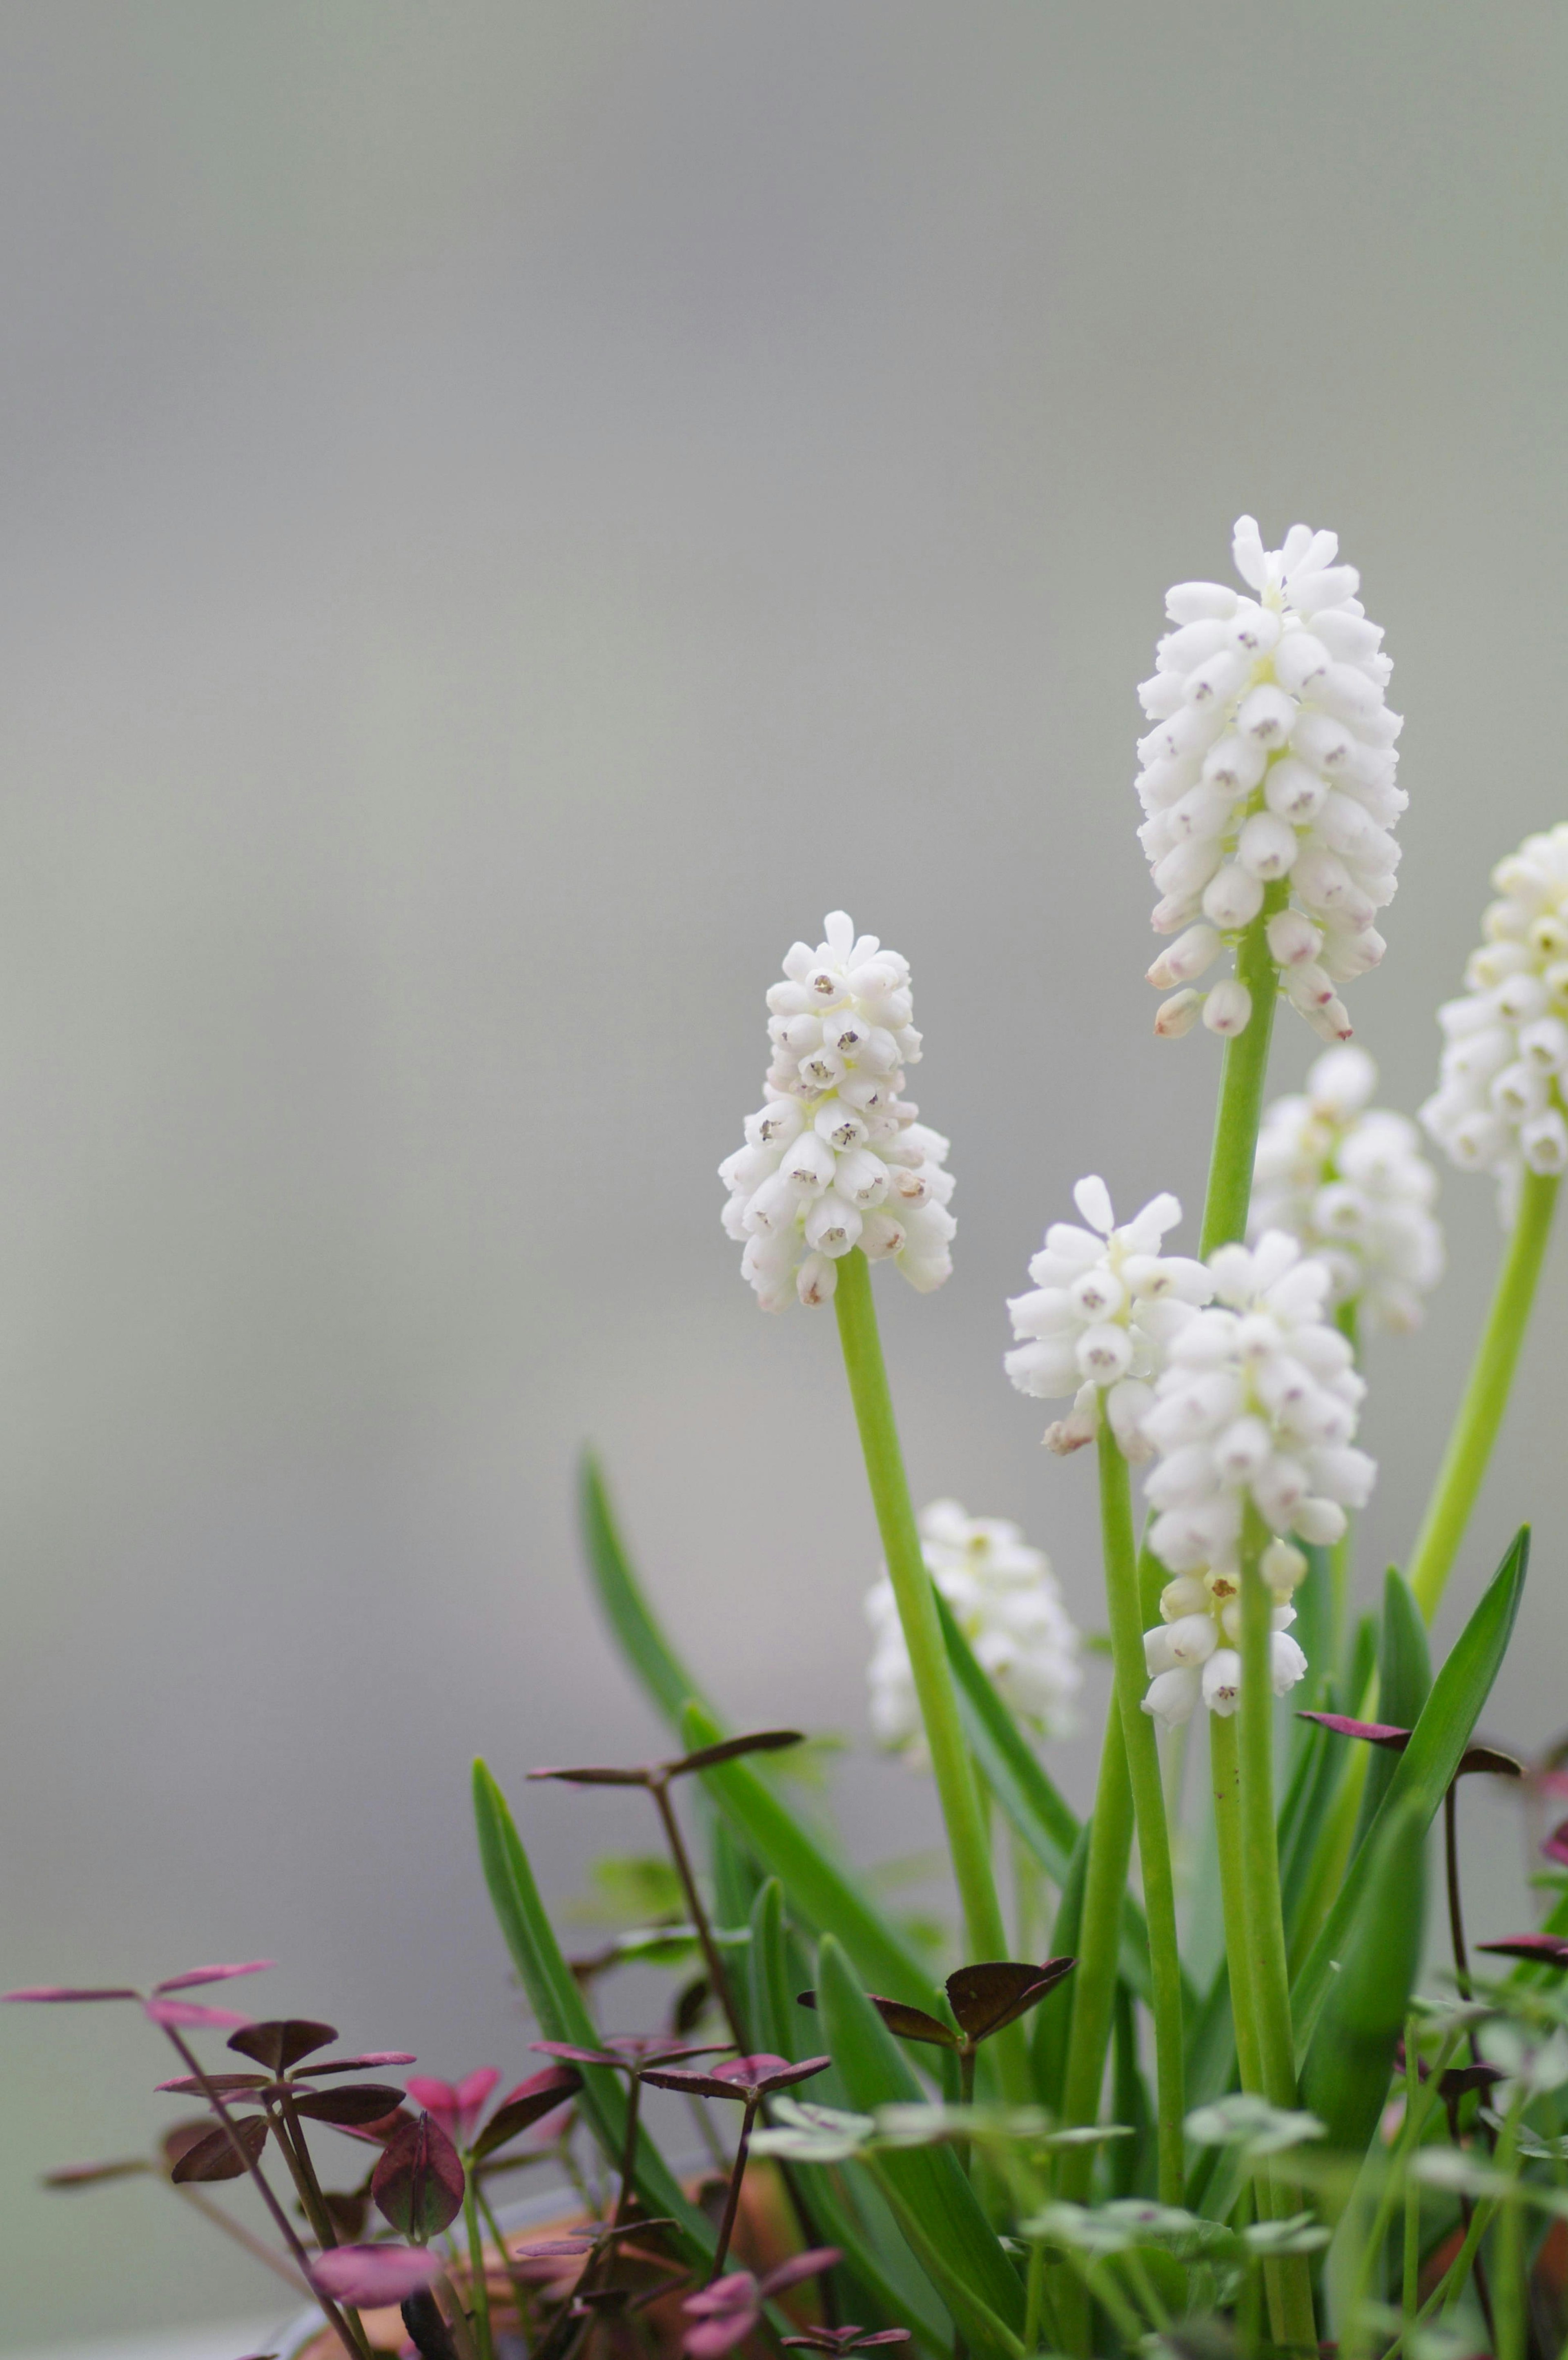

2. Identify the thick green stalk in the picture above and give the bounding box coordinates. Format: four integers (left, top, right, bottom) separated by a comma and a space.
1208, 1711, 1264, 2095
1238, 1510, 1316, 2349
1408, 1167, 1559, 1621
1096, 1425, 1185, 2202
1198, 889, 1285, 1256
1056, 1717, 1135, 2192
833, 1250, 1020, 2088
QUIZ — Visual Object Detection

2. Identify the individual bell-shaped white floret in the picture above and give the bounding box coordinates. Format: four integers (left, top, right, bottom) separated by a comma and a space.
1421, 824, 1568, 1222
1005, 1178, 1212, 1456
867, 1500, 1082, 1760
1139, 519, 1403, 1044
1251, 1046, 1445, 1332
721, 913, 955, 1308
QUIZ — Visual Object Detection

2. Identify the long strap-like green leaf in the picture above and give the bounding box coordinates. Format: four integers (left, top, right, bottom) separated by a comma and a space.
1290, 1527, 1529, 2064
472, 1758, 715, 2259
815, 1936, 1026, 2360
936, 1590, 1186, 2008
679, 1701, 938, 2007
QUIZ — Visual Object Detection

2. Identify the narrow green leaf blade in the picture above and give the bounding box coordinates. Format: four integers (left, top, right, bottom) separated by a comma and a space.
936, 1589, 1172, 2007
579, 1453, 710, 1732
679, 1702, 936, 2007
816, 1936, 1025, 2358
472, 1760, 713, 2259
1292, 1527, 1529, 2064
1301, 1793, 1425, 2175
1351, 1569, 1431, 1850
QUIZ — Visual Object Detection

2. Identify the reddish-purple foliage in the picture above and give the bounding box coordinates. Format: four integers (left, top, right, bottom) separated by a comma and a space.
312, 2242, 442, 2303
641, 2053, 829, 2104
372, 2111, 466, 2240
683, 2251, 841, 2357
1478, 1932, 1568, 1967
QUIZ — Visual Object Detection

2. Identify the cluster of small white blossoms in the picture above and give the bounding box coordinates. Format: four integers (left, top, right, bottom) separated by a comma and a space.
719, 913, 957, 1310
1004, 1176, 1212, 1459
1419, 825, 1568, 1220
1137, 517, 1403, 1044
1138, 1232, 1375, 1729
1251, 1045, 1444, 1334
866, 1499, 1082, 1758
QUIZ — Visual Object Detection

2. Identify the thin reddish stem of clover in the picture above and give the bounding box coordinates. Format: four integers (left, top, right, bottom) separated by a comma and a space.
159, 2024, 368, 2360
270, 2083, 344, 2256
708, 2092, 760, 2282
1444, 1782, 1473, 2002
648, 1776, 748, 2055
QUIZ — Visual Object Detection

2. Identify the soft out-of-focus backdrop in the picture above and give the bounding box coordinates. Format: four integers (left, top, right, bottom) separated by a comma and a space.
4, 3, 1567, 2340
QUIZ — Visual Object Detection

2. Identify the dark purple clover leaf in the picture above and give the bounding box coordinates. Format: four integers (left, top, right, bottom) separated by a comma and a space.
1460, 1742, 1523, 1779
666, 1731, 805, 1778
945, 1959, 1076, 2044
644, 2053, 829, 2102
227, 2019, 339, 2073
470, 2064, 583, 2161
796, 1988, 956, 2051
155, 2073, 269, 2097
372, 2111, 466, 2239
1479, 1933, 1568, 1968
169, 2114, 270, 2184
290, 2082, 408, 2127
291, 2051, 418, 2077
43, 2156, 151, 2190
1545, 1820, 1568, 1870
312, 2243, 442, 2304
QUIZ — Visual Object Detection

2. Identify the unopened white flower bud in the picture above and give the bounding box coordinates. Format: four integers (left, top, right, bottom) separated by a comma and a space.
1203, 980, 1253, 1037
1154, 988, 1205, 1038
1147, 924, 1223, 989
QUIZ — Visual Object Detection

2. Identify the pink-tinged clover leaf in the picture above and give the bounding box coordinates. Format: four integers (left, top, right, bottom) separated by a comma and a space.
643, 2054, 830, 2104
311, 2243, 442, 2304
4, 1985, 140, 2003
405, 2068, 499, 2148
143, 1999, 254, 2029
152, 1961, 276, 1993
1544, 1820, 1568, 1870
683, 2251, 841, 2357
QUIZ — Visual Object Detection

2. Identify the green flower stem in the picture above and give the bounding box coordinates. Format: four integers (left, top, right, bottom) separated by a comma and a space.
1056, 1715, 1135, 2203
1408, 1167, 1559, 1621
1096, 1424, 1185, 2204
1207, 1711, 1265, 2095
1198, 888, 1286, 1257
833, 1249, 1020, 2088
1239, 1506, 1316, 2350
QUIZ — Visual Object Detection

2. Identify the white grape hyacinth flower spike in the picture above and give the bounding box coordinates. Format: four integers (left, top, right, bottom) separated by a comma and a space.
1005, 1176, 1213, 1460
719, 911, 956, 1310
1251, 1044, 1444, 1333
1138, 1231, 1375, 1731
867, 1499, 1082, 1761
1419, 823, 1568, 1222
1138, 517, 1403, 1045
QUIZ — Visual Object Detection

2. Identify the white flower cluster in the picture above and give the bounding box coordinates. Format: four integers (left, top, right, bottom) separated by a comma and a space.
1419, 824, 1568, 1219
1004, 1177, 1210, 1459
1137, 517, 1403, 1044
1251, 1045, 1444, 1334
1139, 1233, 1376, 1730
866, 1499, 1082, 1758
719, 912, 956, 1311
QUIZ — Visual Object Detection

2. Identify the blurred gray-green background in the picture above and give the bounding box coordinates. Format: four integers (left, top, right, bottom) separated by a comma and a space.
4, 4, 1568, 2342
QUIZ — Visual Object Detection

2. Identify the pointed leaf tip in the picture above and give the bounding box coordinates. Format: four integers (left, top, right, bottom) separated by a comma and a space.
153, 1961, 275, 1993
